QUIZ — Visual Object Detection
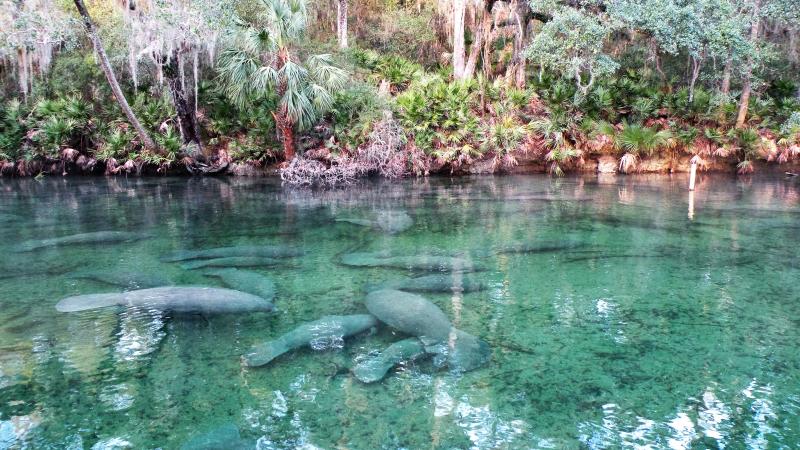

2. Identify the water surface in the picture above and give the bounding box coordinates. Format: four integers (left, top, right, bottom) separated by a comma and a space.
0, 174, 799, 449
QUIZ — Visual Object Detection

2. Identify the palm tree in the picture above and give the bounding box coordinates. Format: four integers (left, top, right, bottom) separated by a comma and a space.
615, 123, 673, 173
217, 0, 347, 161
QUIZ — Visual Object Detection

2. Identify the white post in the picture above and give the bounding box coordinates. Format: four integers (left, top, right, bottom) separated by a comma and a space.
688, 190, 695, 220
689, 158, 698, 191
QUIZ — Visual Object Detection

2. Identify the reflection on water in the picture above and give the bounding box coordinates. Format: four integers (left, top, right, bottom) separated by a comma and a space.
0, 174, 799, 448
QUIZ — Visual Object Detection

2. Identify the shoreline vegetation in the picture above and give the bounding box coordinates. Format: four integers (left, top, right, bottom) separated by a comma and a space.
1, 0, 799, 184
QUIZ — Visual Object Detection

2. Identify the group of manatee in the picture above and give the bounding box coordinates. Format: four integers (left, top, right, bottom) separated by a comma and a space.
29, 210, 494, 384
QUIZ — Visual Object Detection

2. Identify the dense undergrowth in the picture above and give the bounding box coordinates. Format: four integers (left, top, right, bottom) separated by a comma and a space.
1, 1, 800, 181
2, 45, 800, 179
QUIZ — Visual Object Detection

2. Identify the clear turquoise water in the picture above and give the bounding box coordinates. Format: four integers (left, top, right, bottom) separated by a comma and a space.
0, 174, 799, 449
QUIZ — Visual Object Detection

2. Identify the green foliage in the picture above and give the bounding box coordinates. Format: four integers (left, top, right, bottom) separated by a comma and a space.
527, 6, 619, 95
479, 115, 529, 156
133, 92, 175, 131
728, 126, 761, 160
616, 123, 673, 156
348, 48, 422, 93
330, 82, 386, 148
781, 112, 800, 137
396, 76, 479, 154
96, 130, 134, 161
0, 100, 28, 161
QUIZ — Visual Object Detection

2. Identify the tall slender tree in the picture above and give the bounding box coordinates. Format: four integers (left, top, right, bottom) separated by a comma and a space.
337, 0, 348, 48
452, 0, 466, 79
73, 0, 156, 150
736, 0, 761, 128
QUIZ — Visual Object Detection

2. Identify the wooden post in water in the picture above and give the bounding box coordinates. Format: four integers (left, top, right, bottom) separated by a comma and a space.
688, 155, 699, 220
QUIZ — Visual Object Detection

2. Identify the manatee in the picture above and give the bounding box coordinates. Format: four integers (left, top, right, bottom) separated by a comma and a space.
180, 257, 282, 270
13, 231, 152, 252
179, 424, 254, 450
365, 289, 491, 372
66, 270, 171, 290
162, 245, 303, 262
366, 274, 485, 293
365, 289, 451, 342
496, 242, 587, 254
244, 314, 379, 367
202, 268, 276, 301
353, 338, 427, 383
336, 210, 413, 234
341, 252, 485, 273
56, 286, 275, 314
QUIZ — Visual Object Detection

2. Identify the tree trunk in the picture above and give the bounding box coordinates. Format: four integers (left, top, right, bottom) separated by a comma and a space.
720, 50, 733, 95
688, 49, 705, 103
17, 47, 29, 101
736, 0, 761, 129
275, 47, 296, 161
164, 48, 202, 153
337, 0, 348, 49
464, 2, 490, 79
274, 111, 295, 160
452, 0, 466, 79
73, 0, 156, 151
504, 0, 529, 88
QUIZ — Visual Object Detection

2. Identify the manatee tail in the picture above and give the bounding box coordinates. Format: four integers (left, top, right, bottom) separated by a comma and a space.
56, 293, 123, 312
335, 218, 373, 227
243, 339, 290, 367
12, 241, 43, 253
160, 250, 202, 262
353, 338, 426, 383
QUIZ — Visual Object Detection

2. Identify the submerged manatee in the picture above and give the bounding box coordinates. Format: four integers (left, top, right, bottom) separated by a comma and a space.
202, 268, 276, 301
56, 286, 275, 314
162, 245, 303, 262
353, 337, 427, 383
366, 274, 486, 293
244, 314, 379, 367
341, 252, 485, 273
180, 257, 282, 270
365, 289, 451, 342
365, 289, 491, 372
336, 211, 413, 234
14, 231, 152, 252
66, 270, 171, 290
496, 242, 587, 254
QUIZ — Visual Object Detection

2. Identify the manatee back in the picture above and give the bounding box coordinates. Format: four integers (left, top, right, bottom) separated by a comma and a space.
203, 269, 276, 301
97, 286, 275, 314
365, 289, 451, 341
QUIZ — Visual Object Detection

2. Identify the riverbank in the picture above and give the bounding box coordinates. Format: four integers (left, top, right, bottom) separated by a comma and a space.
2, 150, 799, 178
